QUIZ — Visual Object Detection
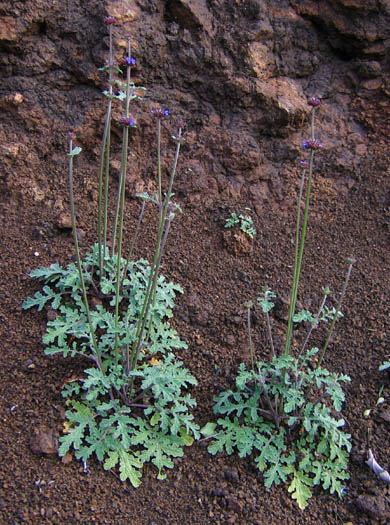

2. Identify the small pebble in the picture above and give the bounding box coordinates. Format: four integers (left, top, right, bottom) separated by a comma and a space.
224, 467, 240, 483
46, 309, 57, 321
30, 427, 58, 455
56, 212, 72, 230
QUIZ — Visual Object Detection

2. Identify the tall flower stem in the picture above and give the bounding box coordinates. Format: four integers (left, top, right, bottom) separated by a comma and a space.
113, 39, 132, 359
103, 113, 112, 262
299, 288, 330, 358
112, 49, 134, 256
68, 137, 105, 375
284, 103, 321, 356
97, 102, 112, 278
311, 107, 316, 140
157, 119, 162, 204
317, 259, 355, 368
265, 308, 275, 358
247, 303, 255, 371
129, 127, 183, 376
284, 151, 314, 355
97, 22, 114, 279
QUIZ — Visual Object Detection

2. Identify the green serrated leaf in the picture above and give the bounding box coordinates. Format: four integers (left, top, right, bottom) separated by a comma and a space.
67, 146, 82, 157
286, 468, 313, 510
150, 411, 160, 426
22, 285, 59, 311
104, 450, 119, 471
180, 428, 194, 446
257, 289, 276, 313
379, 360, 390, 372
200, 422, 217, 437
118, 449, 143, 486
292, 310, 317, 324
131, 419, 184, 479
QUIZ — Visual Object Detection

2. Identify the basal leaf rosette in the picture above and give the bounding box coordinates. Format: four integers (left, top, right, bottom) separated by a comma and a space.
204, 351, 351, 509
23, 244, 199, 484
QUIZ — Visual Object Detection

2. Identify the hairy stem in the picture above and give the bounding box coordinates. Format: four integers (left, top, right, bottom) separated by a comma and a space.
129, 128, 183, 376
97, 101, 112, 277
285, 153, 314, 355
265, 311, 275, 358
157, 119, 162, 204
317, 259, 355, 367
97, 24, 114, 279
68, 139, 106, 378
257, 370, 280, 429
300, 290, 329, 357
114, 39, 132, 359
247, 304, 255, 371
112, 43, 133, 255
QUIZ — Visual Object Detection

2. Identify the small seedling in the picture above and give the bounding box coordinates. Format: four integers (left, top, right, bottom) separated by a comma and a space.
225, 209, 257, 239
363, 385, 385, 418
379, 360, 390, 372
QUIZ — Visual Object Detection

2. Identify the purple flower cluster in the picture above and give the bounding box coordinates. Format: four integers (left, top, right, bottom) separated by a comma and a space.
300, 159, 309, 169
104, 16, 116, 25
121, 56, 136, 66
302, 139, 323, 151
307, 97, 322, 107
151, 108, 169, 119
119, 116, 136, 127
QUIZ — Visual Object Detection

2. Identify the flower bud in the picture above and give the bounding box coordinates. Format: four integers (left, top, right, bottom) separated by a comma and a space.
120, 56, 136, 66
302, 139, 323, 151
104, 16, 116, 24
151, 108, 169, 119
307, 97, 322, 107
119, 116, 136, 127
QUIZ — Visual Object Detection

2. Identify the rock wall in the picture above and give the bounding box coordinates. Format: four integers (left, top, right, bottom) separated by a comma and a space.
0, 0, 389, 212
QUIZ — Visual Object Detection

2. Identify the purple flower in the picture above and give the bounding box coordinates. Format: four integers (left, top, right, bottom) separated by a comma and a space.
302, 139, 323, 151
151, 108, 169, 119
119, 116, 136, 127
104, 16, 116, 25
176, 119, 185, 129
307, 97, 322, 107
121, 56, 136, 66
300, 159, 309, 169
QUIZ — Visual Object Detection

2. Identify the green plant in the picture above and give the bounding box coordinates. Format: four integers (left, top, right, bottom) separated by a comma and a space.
379, 360, 390, 372
363, 384, 385, 418
23, 19, 198, 485
203, 97, 354, 509
225, 210, 257, 239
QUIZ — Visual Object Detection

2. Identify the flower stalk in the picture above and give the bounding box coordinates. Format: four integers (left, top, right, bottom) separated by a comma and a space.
67, 136, 105, 375
317, 258, 355, 367
113, 39, 132, 359
284, 104, 322, 356
129, 124, 183, 377
97, 20, 115, 279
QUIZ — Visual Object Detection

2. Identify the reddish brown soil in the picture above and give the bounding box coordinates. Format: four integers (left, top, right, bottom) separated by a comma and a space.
1, 1, 390, 523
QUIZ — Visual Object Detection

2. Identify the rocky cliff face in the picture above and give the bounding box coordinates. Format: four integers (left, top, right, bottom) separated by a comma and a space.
0, 0, 389, 213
